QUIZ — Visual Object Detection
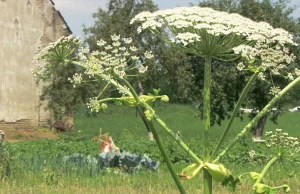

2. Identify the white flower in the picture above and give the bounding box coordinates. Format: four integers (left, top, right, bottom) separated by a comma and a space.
258, 72, 266, 81
105, 45, 113, 50
276, 129, 282, 133
97, 39, 106, 47
124, 37, 133, 44
79, 46, 90, 54
249, 150, 256, 158
138, 65, 148, 73
295, 68, 300, 76
144, 51, 154, 59
237, 62, 245, 71
174, 32, 201, 46
269, 86, 281, 95
130, 46, 138, 52
131, 56, 139, 61
112, 41, 121, 47
119, 47, 126, 51
111, 34, 121, 41
287, 73, 294, 80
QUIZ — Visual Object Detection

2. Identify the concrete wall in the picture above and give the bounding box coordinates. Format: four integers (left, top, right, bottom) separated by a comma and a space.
0, 0, 71, 130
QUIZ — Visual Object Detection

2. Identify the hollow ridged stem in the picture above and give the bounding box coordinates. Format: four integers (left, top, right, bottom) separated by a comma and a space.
210, 72, 259, 161
214, 75, 300, 163
203, 56, 212, 194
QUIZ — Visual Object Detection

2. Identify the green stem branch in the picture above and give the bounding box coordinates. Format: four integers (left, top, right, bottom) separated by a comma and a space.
214, 76, 300, 163
256, 155, 279, 184
148, 121, 187, 194
210, 72, 259, 161
139, 101, 202, 163
119, 78, 187, 194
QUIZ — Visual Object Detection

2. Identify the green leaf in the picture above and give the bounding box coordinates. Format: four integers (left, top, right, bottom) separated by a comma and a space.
204, 163, 232, 182
250, 172, 261, 182
179, 163, 203, 180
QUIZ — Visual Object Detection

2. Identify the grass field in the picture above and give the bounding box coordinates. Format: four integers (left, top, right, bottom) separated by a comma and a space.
74, 103, 300, 140
1, 103, 300, 194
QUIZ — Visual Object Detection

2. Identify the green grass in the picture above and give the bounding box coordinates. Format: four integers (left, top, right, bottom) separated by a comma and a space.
74, 103, 300, 140
1, 163, 299, 194
1, 103, 300, 194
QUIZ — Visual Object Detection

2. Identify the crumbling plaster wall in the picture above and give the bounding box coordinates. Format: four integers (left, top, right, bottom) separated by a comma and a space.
0, 0, 71, 129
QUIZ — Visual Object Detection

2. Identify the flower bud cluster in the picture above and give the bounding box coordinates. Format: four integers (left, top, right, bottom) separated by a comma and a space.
86, 97, 108, 112
264, 129, 299, 155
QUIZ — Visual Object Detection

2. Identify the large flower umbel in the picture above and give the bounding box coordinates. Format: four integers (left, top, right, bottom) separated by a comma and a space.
131, 7, 296, 73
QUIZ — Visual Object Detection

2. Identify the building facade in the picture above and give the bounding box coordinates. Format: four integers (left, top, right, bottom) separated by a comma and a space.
0, 0, 72, 129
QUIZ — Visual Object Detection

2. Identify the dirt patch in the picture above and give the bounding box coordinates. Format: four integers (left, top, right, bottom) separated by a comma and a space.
1, 128, 59, 143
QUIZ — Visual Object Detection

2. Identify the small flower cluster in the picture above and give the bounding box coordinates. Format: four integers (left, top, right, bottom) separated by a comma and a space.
264, 129, 299, 156
32, 36, 81, 80
269, 86, 281, 96
131, 6, 297, 86
86, 97, 108, 112
76, 34, 152, 87
68, 73, 83, 88
248, 150, 256, 158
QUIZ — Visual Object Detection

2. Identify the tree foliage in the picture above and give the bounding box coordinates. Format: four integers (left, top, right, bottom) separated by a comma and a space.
38, 61, 104, 120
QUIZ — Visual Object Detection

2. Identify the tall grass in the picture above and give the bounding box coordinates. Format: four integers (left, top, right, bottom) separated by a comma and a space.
1, 163, 299, 194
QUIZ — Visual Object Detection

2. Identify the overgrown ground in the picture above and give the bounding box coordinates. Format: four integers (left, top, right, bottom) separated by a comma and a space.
1, 104, 300, 193
1, 128, 59, 143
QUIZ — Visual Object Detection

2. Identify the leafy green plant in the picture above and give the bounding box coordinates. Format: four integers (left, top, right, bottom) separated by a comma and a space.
0, 143, 11, 179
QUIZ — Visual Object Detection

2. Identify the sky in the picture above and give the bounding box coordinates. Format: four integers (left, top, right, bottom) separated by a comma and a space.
53, 0, 300, 39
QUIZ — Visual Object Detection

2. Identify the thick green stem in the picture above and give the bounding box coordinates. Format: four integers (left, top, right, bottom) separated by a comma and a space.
119, 78, 186, 194
148, 121, 187, 194
210, 72, 259, 161
214, 76, 300, 163
203, 56, 212, 194
255, 155, 279, 184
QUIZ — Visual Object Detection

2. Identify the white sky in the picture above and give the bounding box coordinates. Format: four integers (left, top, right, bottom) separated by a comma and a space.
52, 0, 300, 38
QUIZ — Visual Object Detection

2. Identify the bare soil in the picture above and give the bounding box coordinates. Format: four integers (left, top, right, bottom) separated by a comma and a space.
1, 128, 59, 143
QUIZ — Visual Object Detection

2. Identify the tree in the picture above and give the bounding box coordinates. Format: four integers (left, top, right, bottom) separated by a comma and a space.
197, 0, 300, 139
83, 0, 197, 139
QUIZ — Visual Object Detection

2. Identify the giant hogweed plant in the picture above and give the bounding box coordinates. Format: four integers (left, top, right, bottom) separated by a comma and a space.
32, 7, 300, 194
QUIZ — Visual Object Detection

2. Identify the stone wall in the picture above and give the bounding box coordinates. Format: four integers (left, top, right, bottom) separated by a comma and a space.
0, 0, 71, 130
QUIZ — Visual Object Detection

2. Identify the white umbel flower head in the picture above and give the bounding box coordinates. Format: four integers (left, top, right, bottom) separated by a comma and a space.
131, 6, 296, 76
